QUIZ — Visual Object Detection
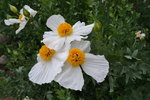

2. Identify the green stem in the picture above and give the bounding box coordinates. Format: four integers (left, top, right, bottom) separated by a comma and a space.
132, 38, 137, 47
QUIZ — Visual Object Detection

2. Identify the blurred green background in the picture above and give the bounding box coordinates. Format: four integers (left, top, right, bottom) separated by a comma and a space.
0, 0, 150, 100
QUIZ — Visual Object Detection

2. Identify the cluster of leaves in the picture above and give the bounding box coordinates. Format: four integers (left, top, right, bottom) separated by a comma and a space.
0, 0, 150, 100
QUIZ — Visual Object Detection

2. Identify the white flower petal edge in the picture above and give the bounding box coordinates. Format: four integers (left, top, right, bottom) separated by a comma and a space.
139, 33, 146, 39
141, 33, 145, 37
28, 52, 68, 85
20, 9, 23, 15
43, 31, 57, 38
4, 19, 20, 26
42, 32, 66, 50
82, 53, 109, 83
46, 15, 65, 32
54, 63, 84, 91
65, 35, 88, 46
24, 5, 37, 17
16, 21, 28, 34
42, 31, 71, 51
73, 21, 94, 36
70, 40, 91, 53
43, 15, 94, 50
65, 22, 94, 46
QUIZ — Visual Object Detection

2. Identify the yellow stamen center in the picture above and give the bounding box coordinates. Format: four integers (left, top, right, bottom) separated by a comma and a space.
57, 22, 73, 37
39, 45, 56, 61
135, 32, 141, 36
67, 48, 85, 67
19, 14, 23, 22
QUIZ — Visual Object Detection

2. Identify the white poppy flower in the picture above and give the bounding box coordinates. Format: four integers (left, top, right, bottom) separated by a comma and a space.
135, 31, 146, 40
28, 45, 68, 85
54, 40, 109, 91
42, 14, 94, 51
4, 5, 37, 34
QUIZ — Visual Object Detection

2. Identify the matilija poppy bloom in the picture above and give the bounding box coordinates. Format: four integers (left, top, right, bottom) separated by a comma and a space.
54, 40, 109, 91
28, 45, 68, 85
135, 31, 146, 40
42, 14, 94, 51
4, 5, 37, 34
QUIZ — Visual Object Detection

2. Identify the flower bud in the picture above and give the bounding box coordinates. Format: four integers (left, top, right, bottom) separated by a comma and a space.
94, 20, 102, 32
13, 50, 19, 56
23, 8, 30, 17
9, 4, 18, 14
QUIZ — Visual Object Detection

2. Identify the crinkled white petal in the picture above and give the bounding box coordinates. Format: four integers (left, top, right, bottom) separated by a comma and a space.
29, 54, 66, 85
24, 5, 37, 17
66, 35, 88, 47
54, 63, 84, 91
82, 53, 109, 83
73, 21, 94, 36
4, 19, 20, 26
16, 21, 28, 34
37, 54, 42, 62
43, 31, 57, 38
139, 33, 146, 39
70, 40, 91, 53
46, 15, 65, 32
73, 21, 85, 29
20, 9, 23, 15
141, 33, 145, 37
54, 52, 68, 61
42, 32, 67, 50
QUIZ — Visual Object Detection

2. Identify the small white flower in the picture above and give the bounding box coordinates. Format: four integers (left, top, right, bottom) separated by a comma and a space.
42, 14, 94, 51
54, 40, 109, 91
4, 5, 37, 34
28, 45, 68, 85
135, 31, 146, 40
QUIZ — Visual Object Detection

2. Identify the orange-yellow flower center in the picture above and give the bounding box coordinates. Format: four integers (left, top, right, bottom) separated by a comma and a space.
67, 48, 85, 67
57, 22, 73, 37
19, 14, 23, 22
39, 45, 56, 61
135, 32, 141, 36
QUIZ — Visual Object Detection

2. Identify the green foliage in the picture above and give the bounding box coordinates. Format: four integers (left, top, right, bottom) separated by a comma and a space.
0, 0, 150, 100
